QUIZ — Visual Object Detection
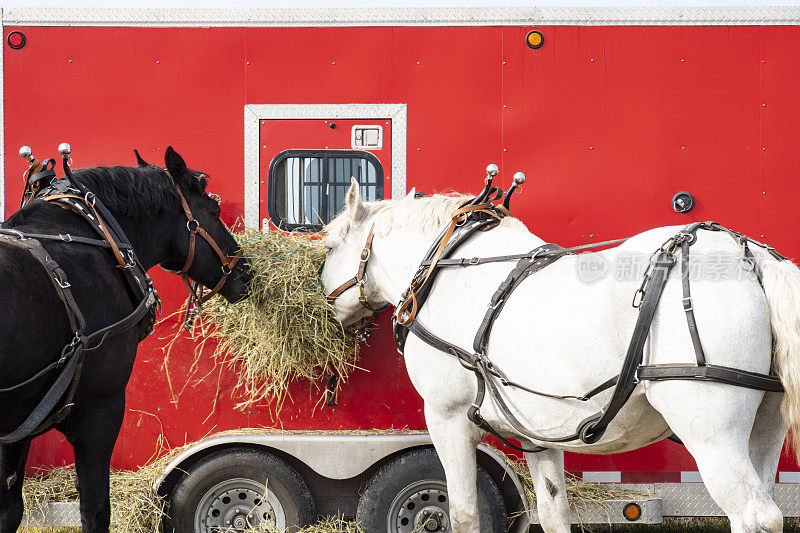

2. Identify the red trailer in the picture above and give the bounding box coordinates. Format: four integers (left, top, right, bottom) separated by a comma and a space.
4, 5, 800, 530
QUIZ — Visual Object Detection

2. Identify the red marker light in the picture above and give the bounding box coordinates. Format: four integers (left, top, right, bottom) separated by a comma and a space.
7, 31, 26, 50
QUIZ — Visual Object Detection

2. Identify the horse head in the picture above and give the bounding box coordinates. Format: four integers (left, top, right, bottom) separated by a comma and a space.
322, 178, 390, 327
153, 147, 251, 303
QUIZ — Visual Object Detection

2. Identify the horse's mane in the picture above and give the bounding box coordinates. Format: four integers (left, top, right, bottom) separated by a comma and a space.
72, 165, 207, 220
326, 193, 526, 238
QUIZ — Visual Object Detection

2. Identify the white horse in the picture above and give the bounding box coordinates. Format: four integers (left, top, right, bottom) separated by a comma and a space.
322, 179, 800, 533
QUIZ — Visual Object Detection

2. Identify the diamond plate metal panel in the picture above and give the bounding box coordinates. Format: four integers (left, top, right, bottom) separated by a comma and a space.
22, 502, 82, 527
527, 498, 662, 525
620, 483, 800, 517
4, 7, 800, 27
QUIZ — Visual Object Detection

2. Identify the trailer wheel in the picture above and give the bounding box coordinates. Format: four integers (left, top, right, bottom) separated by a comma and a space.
166, 448, 315, 533
357, 448, 506, 533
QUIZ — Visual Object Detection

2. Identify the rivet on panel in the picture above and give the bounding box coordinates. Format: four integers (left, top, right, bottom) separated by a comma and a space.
332, 61, 336, 65
681, 59, 685, 62
417, 148, 421, 151
589, 146, 594, 150
246, 61, 250, 65
417, 61, 421, 65
763, 147, 767, 151
763, 191, 766, 195
503, 105, 507, 108
681, 146, 686, 150
503, 61, 507, 65
156, 60, 160, 64
590, 58, 595, 62
504, 148, 507, 151
762, 103, 766, 107
762, 60, 766, 63
68, 59, 72, 63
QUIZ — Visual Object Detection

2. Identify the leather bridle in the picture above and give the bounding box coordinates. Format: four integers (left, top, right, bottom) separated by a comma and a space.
326, 225, 385, 341
165, 176, 244, 329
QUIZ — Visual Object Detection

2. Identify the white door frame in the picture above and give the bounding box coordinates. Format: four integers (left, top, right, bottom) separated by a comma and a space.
243, 103, 407, 229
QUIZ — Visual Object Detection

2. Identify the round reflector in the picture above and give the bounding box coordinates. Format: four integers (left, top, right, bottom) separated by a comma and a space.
525, 30, 544, 49
623, 502, 642, 521
7, 31, 26, 50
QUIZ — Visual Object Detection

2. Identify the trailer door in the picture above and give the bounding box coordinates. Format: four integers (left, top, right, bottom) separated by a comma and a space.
259, 119, 392, 232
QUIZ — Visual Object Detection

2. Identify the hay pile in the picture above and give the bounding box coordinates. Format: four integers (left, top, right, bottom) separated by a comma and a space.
499, 448, 648, 525
165, 228, 359, 410
256, 516, 363, 532
23, 462, 166, 533
513, 462, 646, 507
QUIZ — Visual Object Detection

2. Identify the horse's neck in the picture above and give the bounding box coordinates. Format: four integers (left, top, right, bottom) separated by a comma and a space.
110, 212, 176, 271
371, 227, 437, 305
370, 222, 547, 306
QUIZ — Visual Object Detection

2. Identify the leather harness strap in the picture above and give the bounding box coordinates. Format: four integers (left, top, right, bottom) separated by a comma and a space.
325, 226, 385, 341
389, 210, 787, 451
0, 172, 164, 444
43, 194, 132, 270
326, 225, 376, 304
166, 178, 244, 329
396, 202, 502, 326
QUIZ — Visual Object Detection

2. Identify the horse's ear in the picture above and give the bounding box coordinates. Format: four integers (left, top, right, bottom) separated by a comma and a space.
133, 149, 149, 167
346, 177, 366, 221
404, 187, 416, 200
164, 146, 187, 180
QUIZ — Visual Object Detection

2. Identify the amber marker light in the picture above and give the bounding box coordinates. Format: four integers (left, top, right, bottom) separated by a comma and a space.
525, 30, 544, 49
623, 502, 642, 521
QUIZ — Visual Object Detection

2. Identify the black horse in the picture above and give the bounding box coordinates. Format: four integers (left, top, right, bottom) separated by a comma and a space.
0, 147, 249, 532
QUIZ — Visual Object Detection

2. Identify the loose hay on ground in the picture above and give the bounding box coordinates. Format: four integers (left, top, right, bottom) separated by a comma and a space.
164, 228, 358, 410
23, 456, 175, 533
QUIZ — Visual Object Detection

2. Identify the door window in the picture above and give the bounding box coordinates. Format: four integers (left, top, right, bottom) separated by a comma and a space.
268, 150, 383, 231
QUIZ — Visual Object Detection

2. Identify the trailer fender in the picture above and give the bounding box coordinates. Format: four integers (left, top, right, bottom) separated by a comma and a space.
155, 432, 531, 519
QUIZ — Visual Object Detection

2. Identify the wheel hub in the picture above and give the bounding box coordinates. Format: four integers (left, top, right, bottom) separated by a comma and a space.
417, 505, 449, 531
391, 484, 450, 533
198, 481, 278, 532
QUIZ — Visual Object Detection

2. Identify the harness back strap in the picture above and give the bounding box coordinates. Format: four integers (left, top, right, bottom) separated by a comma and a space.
43, 194, 130, 270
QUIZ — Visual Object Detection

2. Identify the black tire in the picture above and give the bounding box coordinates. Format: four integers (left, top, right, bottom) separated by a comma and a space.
356, 447, 506, 533
166, 448, 315, 533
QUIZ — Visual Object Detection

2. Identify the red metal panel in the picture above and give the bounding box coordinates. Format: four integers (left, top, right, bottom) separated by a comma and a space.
4, 24, 800, 480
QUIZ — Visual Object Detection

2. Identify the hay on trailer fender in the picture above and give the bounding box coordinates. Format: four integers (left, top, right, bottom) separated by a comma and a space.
164, 228, 359, 410
21, 430, 649, 533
